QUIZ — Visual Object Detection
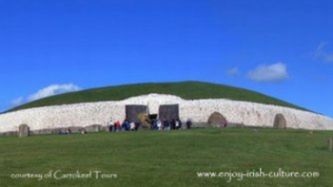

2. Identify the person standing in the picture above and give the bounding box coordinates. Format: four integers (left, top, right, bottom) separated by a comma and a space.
108, 119, 114, 132
122, 119, 130, 131
157, 119, 162, 131
178, 119, 182, 130
171, 119, 176, 130
115, 120, 121, 132
135, 122, 141, 131
175, 120, 180, 130
130, 122, 136, 131
186, 119, 192, 129
163, 120, 170, 131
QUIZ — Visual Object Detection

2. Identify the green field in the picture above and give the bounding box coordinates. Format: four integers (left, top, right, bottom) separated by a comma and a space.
7, 81, 308, 112
0, 128, 332, 187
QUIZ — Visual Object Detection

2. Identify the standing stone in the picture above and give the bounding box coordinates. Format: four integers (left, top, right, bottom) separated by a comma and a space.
328, 138, 333, 152
85, 125, 102, 133
273, 114, 287, 129
208, 112, 228, 128
80, 128, 87, 135
18, 124, 30, 137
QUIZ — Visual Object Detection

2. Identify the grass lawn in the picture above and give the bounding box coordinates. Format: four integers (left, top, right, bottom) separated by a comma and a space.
0, 128, 332, 187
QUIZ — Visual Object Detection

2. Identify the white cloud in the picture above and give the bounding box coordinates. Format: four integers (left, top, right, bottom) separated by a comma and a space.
28, 84, 81, 101
10, 83, 81, 107
248, 63, 289, 82
314, 42, 333, 63
227, 67, 240, 76
11, 97, 24, 107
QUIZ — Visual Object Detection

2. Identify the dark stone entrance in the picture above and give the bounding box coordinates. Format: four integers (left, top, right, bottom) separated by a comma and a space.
159, 104, 179, 122
125, 105, 148, 123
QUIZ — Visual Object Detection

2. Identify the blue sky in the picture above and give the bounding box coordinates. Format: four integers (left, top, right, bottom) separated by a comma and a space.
0, 0, 332, 116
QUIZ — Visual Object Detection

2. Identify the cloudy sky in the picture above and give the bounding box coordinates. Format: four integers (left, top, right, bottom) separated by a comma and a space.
0, 0, 332, 117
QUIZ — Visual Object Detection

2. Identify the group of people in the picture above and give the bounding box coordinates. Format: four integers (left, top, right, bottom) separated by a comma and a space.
150, 119, 182, 130
108, 120, 140, 132
108, 118, 193, 132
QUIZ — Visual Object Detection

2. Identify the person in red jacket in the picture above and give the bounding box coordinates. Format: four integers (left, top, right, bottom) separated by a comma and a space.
114, 120, 121, 132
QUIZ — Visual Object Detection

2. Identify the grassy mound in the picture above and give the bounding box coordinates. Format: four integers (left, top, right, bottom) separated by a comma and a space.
0, 128, 332, 186
8, 81, 307, 112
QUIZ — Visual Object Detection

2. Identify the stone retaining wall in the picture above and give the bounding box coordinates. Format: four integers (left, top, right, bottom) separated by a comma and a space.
0, 94, 332, 134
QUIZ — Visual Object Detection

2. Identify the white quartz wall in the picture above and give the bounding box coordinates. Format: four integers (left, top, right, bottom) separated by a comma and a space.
0, 94, 332, 132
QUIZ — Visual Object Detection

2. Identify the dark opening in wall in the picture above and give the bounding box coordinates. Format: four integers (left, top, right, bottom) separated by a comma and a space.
159, 104, 179, 122
126, 105, 148, 123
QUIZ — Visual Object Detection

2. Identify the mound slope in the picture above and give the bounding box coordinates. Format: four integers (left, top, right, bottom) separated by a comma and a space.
8, 81, 307, 112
